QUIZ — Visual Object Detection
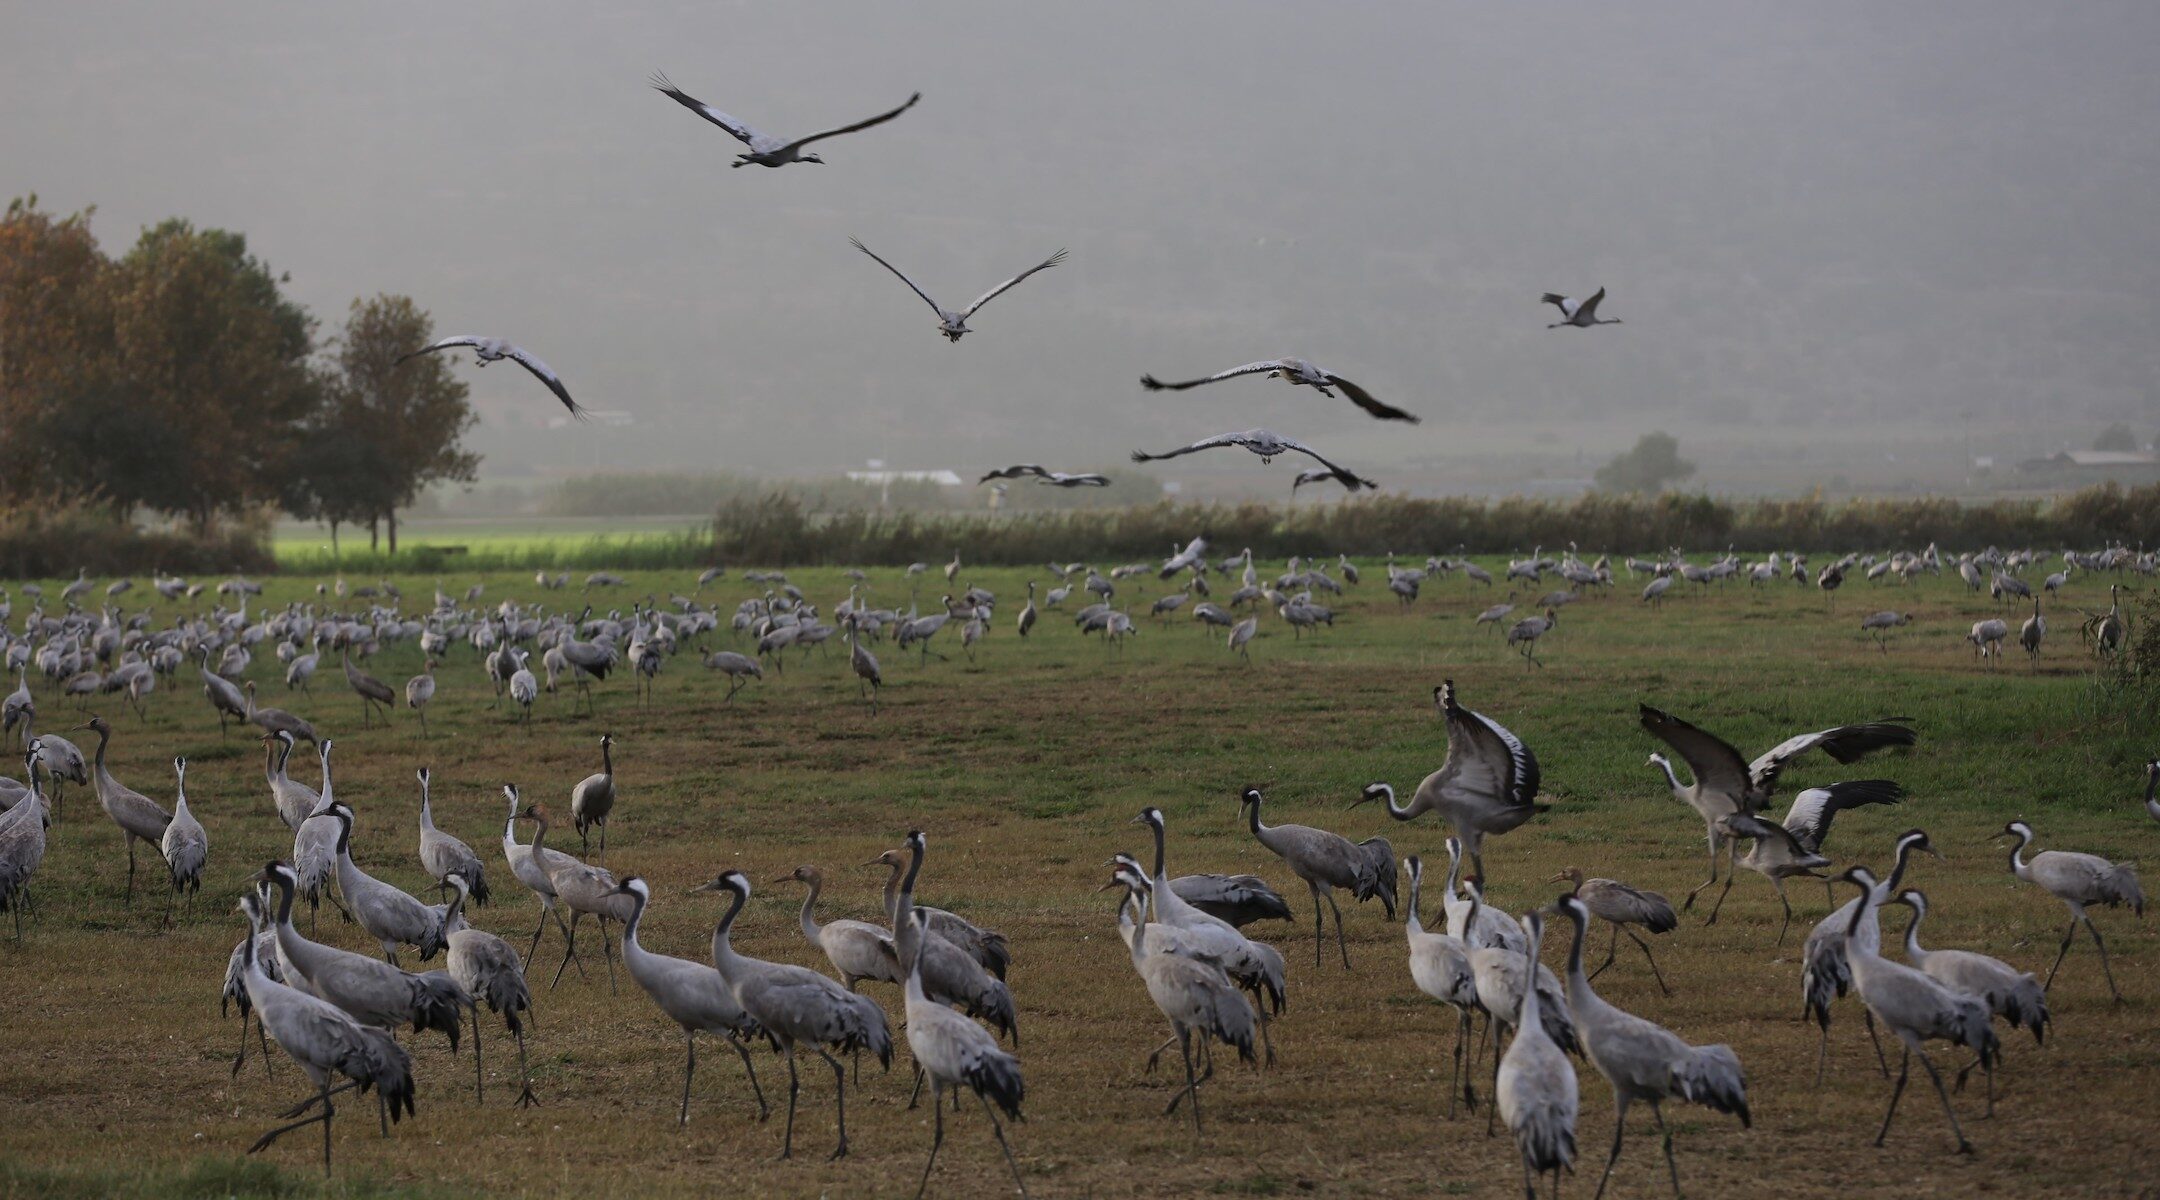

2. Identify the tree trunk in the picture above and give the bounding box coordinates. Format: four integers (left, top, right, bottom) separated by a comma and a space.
387, 509, 398, 553
369, 516, 379, 552
329, 519, 340, 563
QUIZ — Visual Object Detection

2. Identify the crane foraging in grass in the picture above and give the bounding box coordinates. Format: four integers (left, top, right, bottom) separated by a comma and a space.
2000, 819, 2144, 1002
1238, 787, 1394, 968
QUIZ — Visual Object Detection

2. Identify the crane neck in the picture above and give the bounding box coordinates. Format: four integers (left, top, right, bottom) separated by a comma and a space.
1149, 818, 1167, 883
876, 860, 904, 923
708, 886, 747, 978
2005, 827, 2032, 876
1651, 756, 1684, 795
1515, 919, 1544, 1031
1243, 795, 1269, 841
267, 872, 297, 929
600, 740, 613, 776
898, 840, 925, 923
1373, 784, 1412, 822
1843, 878, 1875, 940
1405, 865, 1424, 936
619, 885, 647, 949
796, 876, 823, 943
1900, 901, 1926, 961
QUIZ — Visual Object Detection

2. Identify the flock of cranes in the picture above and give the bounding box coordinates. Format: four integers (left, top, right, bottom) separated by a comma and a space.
0, 554, 2153, 1196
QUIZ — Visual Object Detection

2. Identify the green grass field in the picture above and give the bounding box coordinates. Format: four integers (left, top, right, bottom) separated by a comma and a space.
0, 562, 2154, 1197
270, 519, 710, 573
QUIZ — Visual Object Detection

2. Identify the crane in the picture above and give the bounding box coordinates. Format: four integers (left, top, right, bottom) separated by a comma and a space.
691, 870, 892, 1160
1548, 867, 1677, 995
614, 876, 770, 1125
1403, 856, 1479, 1118
2001, 819, 2144, 1002
570, 734, 617, 857
898, 909, 1028, 1198
1892, 888, 2047, 1117
1496, 910, 1579, 1199
850, 238, 1067, 342
159, 755, 208, 923
415, 767, 489, 905
1356, 680, 1546, 887
442, 874, 537, 1108
74, 715, 169, 904
1238, 787, 1394, 967
340, 651, 395, 728
1716, 780, 1907, 940
651, 72, 919, 169
1141, 357, 1420, 423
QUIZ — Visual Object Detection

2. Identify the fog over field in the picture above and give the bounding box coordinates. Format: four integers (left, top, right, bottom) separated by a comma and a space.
6, 2, 2158, 486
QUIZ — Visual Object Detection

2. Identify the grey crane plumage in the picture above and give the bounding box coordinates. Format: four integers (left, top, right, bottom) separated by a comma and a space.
1801, 829, 1936, 1084
0, 743, 49, 940
1356, 680, 1546, 886
692, 870, 892, 1161
265, 732, 319, 831
1542, 287, 1621, 329
1118, 875, 1256, 1137
398, 335, 585, 418
1641, 704, 1916, 913
880, 833, 1019, 1045
523, 803, 630, 993
1239, 787, 1394, 968
1550, 867, 1677, 995
702, 650, 764, 702
1141, 357, 1420, 423
415, 767, 489, 906
778, 864, 900, 993
327, 802, 449, 964
2001, 819, 2144, 1002
614, 876, 769, 1125
159, 755, 207, 923
340, 651, 395, 728
652, 72, 919, 169
900, 908, 1028, 1199
1893, 889, 2045, 1117
404, 660, 437, 738
1131, 810, 1286, 1059
1716, 779, 1907, 941
76, 714, 169, 904
255, 861, 467, 1052
851, 238, 1066, 342
1131, 428, 1378, 490
232, 894, 415, 1176
1108, 852, 1290, 928
569, 733, 617, 858
1403, 856, 1480, 1118
1551, 895, 1748, 1200
441, 874, 537, 1107
1496, 911, 1579, 1199
1837, 867, 1995, 1155
500, 785, 574, 971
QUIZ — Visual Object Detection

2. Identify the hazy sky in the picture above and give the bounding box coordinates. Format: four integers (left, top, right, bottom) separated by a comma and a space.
7, 2, 2158, 487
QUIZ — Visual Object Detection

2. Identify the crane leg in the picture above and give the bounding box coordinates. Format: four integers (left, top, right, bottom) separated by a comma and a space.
817, 1048, 850, 1160
778, 1052, 800, 1160
1448, 1010, 1466, 1118
1873, 1045, 1911, 1145
1774, 881, 1793, 945
726, 1032, 768, 1120
1487, 1021, 1505, 1138
600, 917, 618, 994
1626, 928, 1671, 996
124, 838, 137, 906
1683, 834, 1720, 912
1309, 882, 1326, 968
1590, 923, 1620, 981
2085, 916, 2123, 1002
914, 1083, 945, 1199
2044, 915, 2078, 991
1865, 1009, 1890, 1077
1702, 870, 1735, 926
1177, 1026, 1202, 1136
1325, 888, 1350, 969
1592, 1094, 1630, 1200
1651, 1103, 1682, 1198
472, 1004, 485, 1104
523, 905, 548, 972
513, 1025, 538, 1108
679, 1030, 696, 1125
550, 912, 583, 990
248, 1081, 334, 1176
1913, 1046, 1974, 1154
259, 1018, 275, 1078
978, 1090, 1027, 1197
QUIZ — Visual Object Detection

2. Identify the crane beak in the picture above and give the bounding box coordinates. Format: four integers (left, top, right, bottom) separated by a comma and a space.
768, 874, 795, 885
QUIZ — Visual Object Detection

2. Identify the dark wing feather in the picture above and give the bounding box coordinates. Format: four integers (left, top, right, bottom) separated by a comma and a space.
1780, 780, 1904, 853
1750, 719, 1916, 791
1639, 704, 1754, 804
1576, 287, 1607, 320
850, 238, 948, 318
502, 345, 586, 419
1323, 374, 1421, 423
961, 250, 1067, 318
778, 92, 921, 153
1722, 811, 1811, 860
1278, 437, 1378, 491
648, 72, 759, 145
1140, 361, 1288, 391
1131, 432, 1244, 463
395, 335, 482, 365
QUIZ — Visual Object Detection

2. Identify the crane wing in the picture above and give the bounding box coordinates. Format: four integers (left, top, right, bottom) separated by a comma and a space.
501, 344, 587, 420
1575, 287, 1607, 321
1322, 373, 1421, 423
776, 91, 921, 153
1140, 361, 1289, 391
1130, 432, 1246, 463
1721, 812, 1810, 859
961, 249, 1068, 318
1749, 719, 1916, 791
1436, 680, 1541, 809
1278, 437, 1378, 491
979, 465, 1047, 484
849, 238, 949, 318
1779, 780, 1904, 853
1639, 704, 1755, 804
395, 335, 484, 364
648, 73, 762, 146
1540, 293, 1576, 317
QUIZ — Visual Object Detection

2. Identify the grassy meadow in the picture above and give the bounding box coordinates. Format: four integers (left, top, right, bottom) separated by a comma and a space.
0, 559, 2155, 1198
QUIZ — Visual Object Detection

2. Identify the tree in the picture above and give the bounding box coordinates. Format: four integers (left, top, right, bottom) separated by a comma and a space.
309, 296, 479, 552
0, 197, 117, 509
1595, 432, 1696, 493
2094, 423, 2137, 452
103, 220, 320, 529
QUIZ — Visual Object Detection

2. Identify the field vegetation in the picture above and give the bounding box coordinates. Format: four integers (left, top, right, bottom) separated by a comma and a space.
0, 557, 2155, 1196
